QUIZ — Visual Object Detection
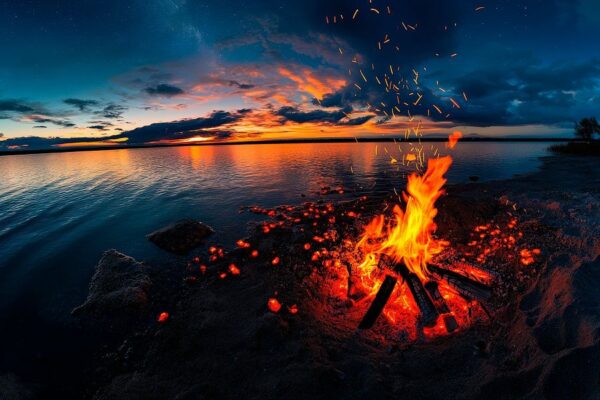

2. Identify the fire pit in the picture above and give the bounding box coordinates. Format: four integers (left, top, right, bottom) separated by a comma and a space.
337, 155, 495, 338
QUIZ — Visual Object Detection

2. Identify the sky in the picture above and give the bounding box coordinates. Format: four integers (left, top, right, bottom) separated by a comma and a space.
0, 0, 599, 150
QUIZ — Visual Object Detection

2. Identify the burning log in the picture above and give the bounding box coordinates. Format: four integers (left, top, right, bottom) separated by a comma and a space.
447, 259, 499, 283
424, 281, 458, 333
395, 263, 439, 327
428, 264, 492, 302
358, 275, 398, 329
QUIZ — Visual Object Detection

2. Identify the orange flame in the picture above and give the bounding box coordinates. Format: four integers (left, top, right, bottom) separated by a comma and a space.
447, 131, 463, 149
356, 156, 452, 283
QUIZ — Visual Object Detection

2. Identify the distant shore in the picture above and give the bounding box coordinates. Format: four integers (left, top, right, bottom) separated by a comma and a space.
0, 137, 570, 157
549, 141, 600, 155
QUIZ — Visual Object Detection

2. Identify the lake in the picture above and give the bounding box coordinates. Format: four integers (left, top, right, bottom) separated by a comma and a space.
0, 141, 551, 391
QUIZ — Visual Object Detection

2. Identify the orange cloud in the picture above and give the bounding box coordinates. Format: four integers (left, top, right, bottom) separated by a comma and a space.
277, 67, 346, 100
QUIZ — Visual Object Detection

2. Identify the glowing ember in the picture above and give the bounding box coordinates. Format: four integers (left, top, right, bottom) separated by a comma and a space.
236, 240, 251, 249
520, 248, 541, 266
228, 263, 241, 275
288, 304, 299, 314
267, 298, 282, 313
157, 312, 169, 323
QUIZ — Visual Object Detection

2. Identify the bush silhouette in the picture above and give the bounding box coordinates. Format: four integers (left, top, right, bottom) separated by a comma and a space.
575, 117, 600, 142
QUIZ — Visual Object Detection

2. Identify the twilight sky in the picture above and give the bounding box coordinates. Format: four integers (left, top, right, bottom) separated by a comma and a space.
0, 0, 599, 150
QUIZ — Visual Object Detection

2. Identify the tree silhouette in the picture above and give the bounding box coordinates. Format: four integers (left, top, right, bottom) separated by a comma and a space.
575, 117, 600, 142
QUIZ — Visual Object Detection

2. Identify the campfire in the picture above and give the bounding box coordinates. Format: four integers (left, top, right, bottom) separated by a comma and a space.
348, 154, 494, 337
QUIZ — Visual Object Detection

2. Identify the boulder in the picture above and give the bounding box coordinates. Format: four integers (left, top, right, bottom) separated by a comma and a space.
147, 219, 214, 255
72, 250, 151, 318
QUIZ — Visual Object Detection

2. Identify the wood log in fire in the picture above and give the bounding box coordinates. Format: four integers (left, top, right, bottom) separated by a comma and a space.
395, 263, 439, 327
425, 281, 458, 333
428, 264, 492, 302
358, 275, 398, 329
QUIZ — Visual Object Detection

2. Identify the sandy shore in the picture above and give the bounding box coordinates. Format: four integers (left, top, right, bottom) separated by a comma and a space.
10, 153, 597, 400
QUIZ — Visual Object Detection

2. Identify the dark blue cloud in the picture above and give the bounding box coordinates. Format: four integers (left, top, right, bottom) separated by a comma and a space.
436, 59, 600, 126
276, 106, 348, 124
64, 99, 99, 112
228, 81, 255, 90
118, 109, 248, 143
145, 84, 185, 97
0, 100, 36, 114
98, 104, 127, 120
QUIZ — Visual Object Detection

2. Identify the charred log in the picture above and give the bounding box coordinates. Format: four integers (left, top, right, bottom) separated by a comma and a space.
452, 260, 499, 283
428, 264, 492, 302
425, 281, 458, 333
396, 264, 439, 327
358, 275, 397, 330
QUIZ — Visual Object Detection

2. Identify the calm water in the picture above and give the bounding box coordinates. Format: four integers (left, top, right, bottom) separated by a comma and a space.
0, 142, 550, 390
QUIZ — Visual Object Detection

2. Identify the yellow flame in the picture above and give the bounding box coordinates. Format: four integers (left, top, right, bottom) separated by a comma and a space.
355, 156, 452, 284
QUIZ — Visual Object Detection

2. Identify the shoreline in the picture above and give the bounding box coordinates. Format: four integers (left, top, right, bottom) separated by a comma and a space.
0, 137, 570, 157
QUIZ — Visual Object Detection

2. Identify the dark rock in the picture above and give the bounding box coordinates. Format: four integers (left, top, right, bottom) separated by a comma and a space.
0, 374, 33, 400
72, 250, 151, 318
469, 175, 480, 182
147, 219, 214, 255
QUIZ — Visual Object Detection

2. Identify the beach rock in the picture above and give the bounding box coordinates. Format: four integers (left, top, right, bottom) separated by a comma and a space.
72, 250, 151, 318
147, 219, 214, 255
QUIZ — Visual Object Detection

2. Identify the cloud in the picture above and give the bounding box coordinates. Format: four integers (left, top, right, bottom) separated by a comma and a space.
63, 98, 99, 112
33, 125, 47, 128
0, 99, 35, 114
228, 80, 255, 90
145, 83, 185, 97
340, 115, 374, 125
276, 106, 347, 124
114, 109, 250, 143
445, 59, 600, 126
24, 115, 75, 128
0, 136, 87, 150
87, 125, 109, 130
0, 98, 77, 127
99, 104, 127, 119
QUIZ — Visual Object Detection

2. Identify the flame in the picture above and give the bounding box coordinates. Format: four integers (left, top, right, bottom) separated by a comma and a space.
349, 156, 456, 336
355, 156, 453, 283
447, 131, 463, 149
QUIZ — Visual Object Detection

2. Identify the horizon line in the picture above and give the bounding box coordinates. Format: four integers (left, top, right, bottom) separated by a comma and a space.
0, 136, 571, 157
